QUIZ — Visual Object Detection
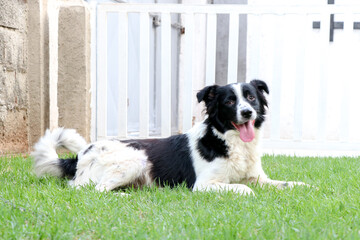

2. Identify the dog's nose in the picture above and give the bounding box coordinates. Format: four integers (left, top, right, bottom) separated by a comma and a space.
241, 109, 252, 119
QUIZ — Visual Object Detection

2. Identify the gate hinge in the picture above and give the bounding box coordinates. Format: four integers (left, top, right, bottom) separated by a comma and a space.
151, 14, 185, 34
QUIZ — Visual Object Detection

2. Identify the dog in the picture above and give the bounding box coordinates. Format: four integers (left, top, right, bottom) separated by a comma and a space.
32, 80, 307, 195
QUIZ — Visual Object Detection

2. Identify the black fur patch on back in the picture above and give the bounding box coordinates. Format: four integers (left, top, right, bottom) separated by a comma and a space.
59, 156, 78, 178
197, 124, 228, 162
122, 136, 196, 189
122, 140, 149, 151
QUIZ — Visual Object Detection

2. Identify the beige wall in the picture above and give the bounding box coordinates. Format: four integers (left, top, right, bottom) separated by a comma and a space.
57, 2, 91, 142
0, 0, 91, 154
27, 0, 50, 154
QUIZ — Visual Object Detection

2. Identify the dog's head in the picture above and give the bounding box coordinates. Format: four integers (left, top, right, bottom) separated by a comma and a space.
197, 80, 269, 142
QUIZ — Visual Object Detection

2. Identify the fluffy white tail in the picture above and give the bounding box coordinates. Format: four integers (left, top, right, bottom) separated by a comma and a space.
31, 128, 87, 177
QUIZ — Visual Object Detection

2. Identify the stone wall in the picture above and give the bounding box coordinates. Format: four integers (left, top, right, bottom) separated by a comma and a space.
0, 0, 28, 154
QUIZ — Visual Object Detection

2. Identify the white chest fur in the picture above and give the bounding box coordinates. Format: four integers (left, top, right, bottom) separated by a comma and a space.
221, 129, 261, 183
189, 123, 264, 185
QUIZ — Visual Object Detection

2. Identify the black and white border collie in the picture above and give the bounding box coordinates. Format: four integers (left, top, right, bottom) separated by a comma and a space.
32, 80, 307, 195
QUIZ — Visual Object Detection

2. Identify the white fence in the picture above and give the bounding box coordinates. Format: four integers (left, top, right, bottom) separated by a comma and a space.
94, 3, 360, 156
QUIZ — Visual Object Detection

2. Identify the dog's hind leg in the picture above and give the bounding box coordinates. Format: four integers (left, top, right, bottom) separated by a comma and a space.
94, 169, 140, 192
94, 158, 152, 192
70, 140, 153, 191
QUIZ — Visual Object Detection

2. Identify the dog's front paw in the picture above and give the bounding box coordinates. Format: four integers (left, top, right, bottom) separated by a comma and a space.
193, 183, 255, 196
281, 181, 316, 189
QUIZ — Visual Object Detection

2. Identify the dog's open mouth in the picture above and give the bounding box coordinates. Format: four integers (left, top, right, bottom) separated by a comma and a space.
231, 120, 255, 142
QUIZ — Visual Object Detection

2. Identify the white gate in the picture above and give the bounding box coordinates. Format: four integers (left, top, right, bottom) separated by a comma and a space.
93, 2, 360, 156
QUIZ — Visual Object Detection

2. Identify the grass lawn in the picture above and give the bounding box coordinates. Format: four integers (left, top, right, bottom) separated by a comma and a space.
1, 154, 359, 239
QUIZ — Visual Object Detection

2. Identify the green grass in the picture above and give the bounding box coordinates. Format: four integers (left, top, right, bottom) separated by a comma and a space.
1, 155, 359, 239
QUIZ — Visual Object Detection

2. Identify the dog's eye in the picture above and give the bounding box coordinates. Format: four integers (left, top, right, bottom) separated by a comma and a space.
225, 100, 235, 105
247, 95, 256, 102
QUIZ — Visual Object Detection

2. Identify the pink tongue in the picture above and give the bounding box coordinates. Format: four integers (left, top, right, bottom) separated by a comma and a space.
232, 121, 255, 142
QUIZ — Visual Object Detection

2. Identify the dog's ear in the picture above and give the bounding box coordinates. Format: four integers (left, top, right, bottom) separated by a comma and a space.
250, 80, 269, 128
197, 85, 219, 117
250, 80, 269, 95
197, 85, 219, 104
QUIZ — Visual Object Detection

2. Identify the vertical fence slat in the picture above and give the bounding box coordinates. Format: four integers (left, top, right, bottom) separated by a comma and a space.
206, 13, 217, 86
248, 14, 262, 80
270, 16, 284, 140
182, 13, 194, 133
317, 13, 330, 142
160, 12, 172, 137
118, 12, 128, 138
139, 12, 150, 138
340, 13, 353, 142
293, 16, 308, 141
89, 1, 97, 142
227, 13, 239, 84
97, 8, 107, 140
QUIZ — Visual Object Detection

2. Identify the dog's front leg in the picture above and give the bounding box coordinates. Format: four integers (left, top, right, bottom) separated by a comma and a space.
247, 175, 309, 189
193, 182, 254, 195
